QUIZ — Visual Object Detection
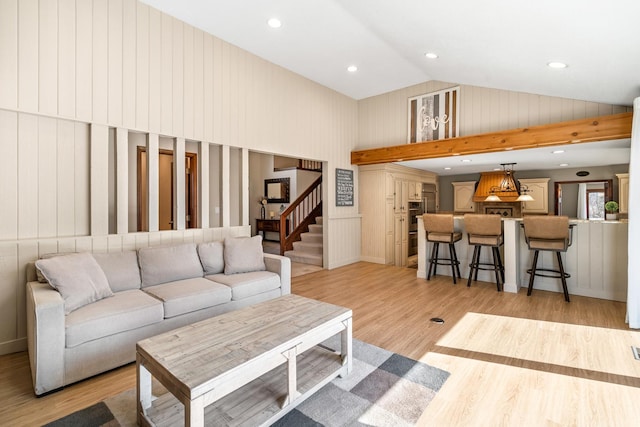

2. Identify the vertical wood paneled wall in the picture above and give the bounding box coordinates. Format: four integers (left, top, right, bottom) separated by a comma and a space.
357, 81, 632, 148
0, 0, 360, 355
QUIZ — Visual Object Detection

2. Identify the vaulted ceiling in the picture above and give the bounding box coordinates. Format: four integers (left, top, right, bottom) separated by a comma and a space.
141, 0, 636, 173
141, 0, 640, 106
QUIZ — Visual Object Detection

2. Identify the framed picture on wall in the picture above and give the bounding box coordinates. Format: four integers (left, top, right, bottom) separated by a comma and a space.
407, 86, 460, 143
335, 168, 354, 207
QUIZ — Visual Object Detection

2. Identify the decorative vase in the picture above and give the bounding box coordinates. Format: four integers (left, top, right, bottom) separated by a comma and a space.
261, 206, 265, 219
605, 213, 618, 220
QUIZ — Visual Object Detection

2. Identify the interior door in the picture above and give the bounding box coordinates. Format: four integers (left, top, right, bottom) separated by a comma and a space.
137, 148, 198, 231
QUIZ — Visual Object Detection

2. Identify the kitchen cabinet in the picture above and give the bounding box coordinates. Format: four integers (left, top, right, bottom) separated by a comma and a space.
452, 181, 476, 212
519, 178, 549, 214
359, 164, 438, 266
394, 180, 409, 213
408, 181, 422, 201
394, 213, 408, 267
617, 173, 629, 214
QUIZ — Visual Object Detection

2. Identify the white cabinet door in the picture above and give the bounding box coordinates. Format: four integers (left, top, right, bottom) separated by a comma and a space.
617, 173, 629, 214
452, 182, 476, 212
394, 179, 409, 213
393, 213, 408, 267
519, 178, 549, 214
408, 181, 421, 201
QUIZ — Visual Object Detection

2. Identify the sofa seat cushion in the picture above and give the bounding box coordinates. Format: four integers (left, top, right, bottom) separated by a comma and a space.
206, 271, 281, 301
143, 278, 232, 318
65, 290, 163, 348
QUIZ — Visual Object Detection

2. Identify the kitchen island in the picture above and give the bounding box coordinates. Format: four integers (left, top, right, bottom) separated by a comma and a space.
417, 217, 628, 301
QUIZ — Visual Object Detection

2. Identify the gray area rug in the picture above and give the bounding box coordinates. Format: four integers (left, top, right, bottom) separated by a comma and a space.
44, 338, 449, 427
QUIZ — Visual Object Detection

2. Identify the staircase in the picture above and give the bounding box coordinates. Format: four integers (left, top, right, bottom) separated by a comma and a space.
284, 217, 323, 266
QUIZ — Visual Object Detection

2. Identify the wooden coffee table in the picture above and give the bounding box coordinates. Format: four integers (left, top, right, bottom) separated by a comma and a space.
136, 294, 352, 427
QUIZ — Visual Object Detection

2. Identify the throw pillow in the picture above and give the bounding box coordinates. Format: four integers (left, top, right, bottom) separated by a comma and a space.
224, 235, 266, 275
197, 241, 225, 275
35, 252, 76, 283
35, 252, 114, 315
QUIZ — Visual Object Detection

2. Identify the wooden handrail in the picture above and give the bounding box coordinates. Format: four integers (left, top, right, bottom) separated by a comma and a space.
279, 176, 322, 255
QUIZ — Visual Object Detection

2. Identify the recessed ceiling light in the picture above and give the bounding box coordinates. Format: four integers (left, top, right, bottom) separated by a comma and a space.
425, 52, 438, 59
444, 167, 452, 170
347, 65, 358, 73
461, 159, 471, 163
552, 150, 565, 154
267, 18, 282, 28
548, 62, 567, 69
559, 163, 569, 167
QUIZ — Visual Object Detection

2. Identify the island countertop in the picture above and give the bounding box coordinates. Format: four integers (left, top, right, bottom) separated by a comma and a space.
417, 217, 628, 301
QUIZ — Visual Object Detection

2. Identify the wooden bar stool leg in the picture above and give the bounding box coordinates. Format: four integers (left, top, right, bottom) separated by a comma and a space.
492, 246, 502, 292
527, 250, 539, 296
556, 251, 570, 302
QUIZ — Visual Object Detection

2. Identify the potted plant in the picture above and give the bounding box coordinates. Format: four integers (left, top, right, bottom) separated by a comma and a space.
604, 200, 619, 220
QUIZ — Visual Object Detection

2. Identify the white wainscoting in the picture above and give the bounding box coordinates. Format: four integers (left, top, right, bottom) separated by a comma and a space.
326, 215, 362, 269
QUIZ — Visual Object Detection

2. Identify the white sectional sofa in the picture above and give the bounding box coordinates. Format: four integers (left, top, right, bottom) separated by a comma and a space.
25, 237, 291, 395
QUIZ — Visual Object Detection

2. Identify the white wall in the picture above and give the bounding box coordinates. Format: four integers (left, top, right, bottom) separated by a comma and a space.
358, 81, 631, 148
0, 0, 359, 355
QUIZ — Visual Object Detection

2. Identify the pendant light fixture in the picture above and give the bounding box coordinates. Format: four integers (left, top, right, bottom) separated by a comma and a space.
484, 163, 534, 202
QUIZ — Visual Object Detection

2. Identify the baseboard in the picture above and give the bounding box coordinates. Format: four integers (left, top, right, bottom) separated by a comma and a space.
0, 337, 27, 356
358, 256, 386, 264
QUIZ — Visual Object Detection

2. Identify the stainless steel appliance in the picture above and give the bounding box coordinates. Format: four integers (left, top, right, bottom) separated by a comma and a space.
408, 183, 437, 257
408, 201, 423, 257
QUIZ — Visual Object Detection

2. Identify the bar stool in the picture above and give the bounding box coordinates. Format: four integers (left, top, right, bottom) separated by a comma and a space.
522, 216, 574, 302
423, 214, 462, 284
464, 214, 504, 291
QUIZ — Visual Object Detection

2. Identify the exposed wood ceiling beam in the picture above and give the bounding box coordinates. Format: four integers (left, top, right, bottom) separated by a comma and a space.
351, 112, 633, 166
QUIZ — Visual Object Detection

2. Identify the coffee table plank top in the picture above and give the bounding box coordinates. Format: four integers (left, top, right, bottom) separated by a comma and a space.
136, 294, 351, 400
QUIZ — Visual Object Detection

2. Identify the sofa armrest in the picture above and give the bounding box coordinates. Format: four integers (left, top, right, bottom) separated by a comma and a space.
263, 253, 291, 295
26, 281, 65, 395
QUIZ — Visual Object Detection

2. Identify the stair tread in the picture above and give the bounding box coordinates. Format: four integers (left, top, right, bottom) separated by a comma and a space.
284, 250, 323, 266
294, 241, 323, 247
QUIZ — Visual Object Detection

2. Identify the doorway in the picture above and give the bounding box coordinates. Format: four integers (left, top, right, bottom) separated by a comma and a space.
554, 179, 612, 218
137, 148, 198, 231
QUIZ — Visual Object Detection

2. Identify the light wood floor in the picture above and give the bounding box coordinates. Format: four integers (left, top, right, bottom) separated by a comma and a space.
0, 262, 634, 425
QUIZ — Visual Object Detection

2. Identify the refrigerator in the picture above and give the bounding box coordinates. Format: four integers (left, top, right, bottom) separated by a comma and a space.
408, 183, 437, 258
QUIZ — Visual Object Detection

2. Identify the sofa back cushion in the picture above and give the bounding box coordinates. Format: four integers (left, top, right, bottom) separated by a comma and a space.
35, 253, 114, 315
197, 241, 225, 275
138, 243, 204, 287
92, 251, 141, 292
224, 236, 266, 274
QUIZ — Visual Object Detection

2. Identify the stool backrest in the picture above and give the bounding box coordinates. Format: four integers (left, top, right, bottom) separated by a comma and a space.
423, 214, 454, 233
464, 214, 502, 236
523, 216, 569, 240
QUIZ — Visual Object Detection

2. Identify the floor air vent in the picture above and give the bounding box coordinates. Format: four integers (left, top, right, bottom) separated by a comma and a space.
632, 346, 640, 361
